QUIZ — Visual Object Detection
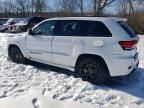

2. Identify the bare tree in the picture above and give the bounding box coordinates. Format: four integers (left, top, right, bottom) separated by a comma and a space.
31, 0, 34, 14
59, 0, 78, 13
117, 0, 144, 33
128, 0, 144, 32
0, 0, 15, 17
118, 0, 129, 16
34, 0, 47, 14
77, 0, 84, 15
12, 0, 32, 17
93, 0, 117, 16
0, 1, 3, 14
118, 0, 144, 16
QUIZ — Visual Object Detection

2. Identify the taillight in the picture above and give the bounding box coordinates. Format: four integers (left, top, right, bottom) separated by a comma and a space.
119, 40, 138, 50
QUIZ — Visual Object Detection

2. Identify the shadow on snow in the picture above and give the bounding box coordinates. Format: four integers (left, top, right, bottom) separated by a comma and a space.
27, 60, 144, 100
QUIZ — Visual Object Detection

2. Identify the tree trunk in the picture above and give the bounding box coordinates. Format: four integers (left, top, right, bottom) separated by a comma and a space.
93, 0, 97, 16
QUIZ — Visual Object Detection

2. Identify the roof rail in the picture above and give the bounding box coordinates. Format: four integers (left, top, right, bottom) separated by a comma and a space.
60, 16, 108, 17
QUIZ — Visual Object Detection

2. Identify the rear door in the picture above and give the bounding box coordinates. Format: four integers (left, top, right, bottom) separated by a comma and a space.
79, 20, 113, 55
52, 20, 81, 67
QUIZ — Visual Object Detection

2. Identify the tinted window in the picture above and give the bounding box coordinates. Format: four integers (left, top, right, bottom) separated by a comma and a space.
80, 21, 112, 37
0, 19, 8, 25
118, 21, 136, 38
30, 17, 45, 24
33, 21, 55, 36
55, 20, 79, 36
32, 17, 44, 23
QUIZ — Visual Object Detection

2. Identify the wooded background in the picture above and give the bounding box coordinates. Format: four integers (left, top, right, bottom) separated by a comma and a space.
0, 0, 144, 34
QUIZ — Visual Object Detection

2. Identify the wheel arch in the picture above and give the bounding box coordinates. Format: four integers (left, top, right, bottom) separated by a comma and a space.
8, 44, 18, 55
75, 54, 110, 72
8, 44, 25, 57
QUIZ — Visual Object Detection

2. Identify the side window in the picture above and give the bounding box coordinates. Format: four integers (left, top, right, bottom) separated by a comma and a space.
80, 21, 112, 37
55, 20, 79, 36
118, 21, 136, 38
33, 21, 55, 36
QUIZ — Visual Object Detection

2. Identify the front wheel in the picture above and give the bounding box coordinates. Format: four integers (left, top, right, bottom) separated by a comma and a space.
75, 57, 110, 84
9, 46, 27, 64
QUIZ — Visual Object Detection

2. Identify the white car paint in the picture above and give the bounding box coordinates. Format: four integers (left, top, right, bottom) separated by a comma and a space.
7, 17, 139, 77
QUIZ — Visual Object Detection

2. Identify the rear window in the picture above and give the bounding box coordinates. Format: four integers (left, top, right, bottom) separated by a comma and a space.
118, 21, 136, 38
80, 21, 112, 37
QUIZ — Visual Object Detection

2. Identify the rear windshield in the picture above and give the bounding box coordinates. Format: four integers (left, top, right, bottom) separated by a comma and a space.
118, 21, 136, 38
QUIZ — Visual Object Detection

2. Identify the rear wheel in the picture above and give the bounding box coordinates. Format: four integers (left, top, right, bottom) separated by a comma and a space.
9, 46, 27, 64
76, 57, 110, 84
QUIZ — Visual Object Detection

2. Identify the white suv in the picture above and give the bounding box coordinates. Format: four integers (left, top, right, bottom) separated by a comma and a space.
7, 17, 139, 83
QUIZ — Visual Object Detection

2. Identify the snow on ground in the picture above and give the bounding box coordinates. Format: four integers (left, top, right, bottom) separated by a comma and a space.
0, 33, 144, 108
0, 89, 98, 108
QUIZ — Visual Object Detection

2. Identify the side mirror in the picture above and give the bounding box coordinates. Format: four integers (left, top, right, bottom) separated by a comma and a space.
28, 29, 34, 35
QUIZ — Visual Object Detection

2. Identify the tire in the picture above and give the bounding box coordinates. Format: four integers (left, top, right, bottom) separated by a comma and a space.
9, 46, 27, 64
75, 57, 110, 84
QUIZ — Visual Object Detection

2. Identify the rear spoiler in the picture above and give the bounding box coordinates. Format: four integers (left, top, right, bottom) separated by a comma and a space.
109, 17, 128, 22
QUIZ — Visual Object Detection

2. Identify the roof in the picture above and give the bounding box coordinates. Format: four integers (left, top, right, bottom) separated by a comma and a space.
45, 17, 128, 22
109, 17, 128, 22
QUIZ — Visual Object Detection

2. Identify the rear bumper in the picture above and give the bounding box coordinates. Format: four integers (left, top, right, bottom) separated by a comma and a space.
105, 53, 139, 77
126, 60, 139, 76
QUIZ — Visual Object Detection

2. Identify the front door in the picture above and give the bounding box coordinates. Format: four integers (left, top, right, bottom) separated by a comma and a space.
26, 20, 55, 63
